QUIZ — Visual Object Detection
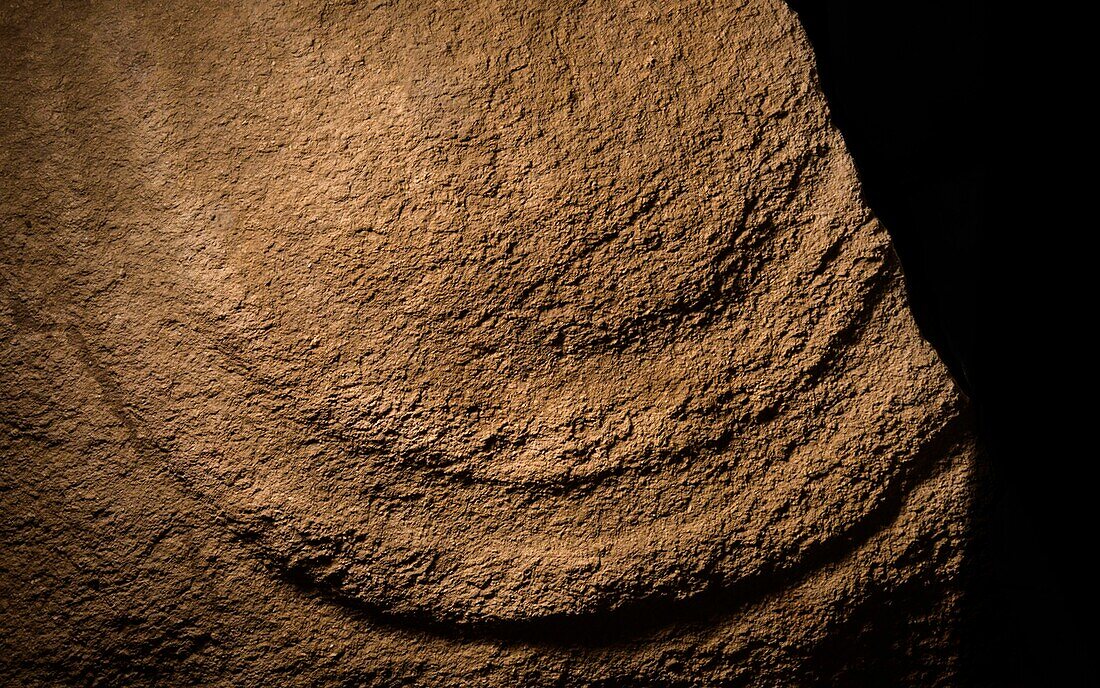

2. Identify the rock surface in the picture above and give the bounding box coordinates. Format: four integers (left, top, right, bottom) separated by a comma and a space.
1, 0, 974, 685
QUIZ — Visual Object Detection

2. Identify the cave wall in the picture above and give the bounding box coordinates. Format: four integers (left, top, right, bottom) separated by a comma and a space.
1, 2, 974, 685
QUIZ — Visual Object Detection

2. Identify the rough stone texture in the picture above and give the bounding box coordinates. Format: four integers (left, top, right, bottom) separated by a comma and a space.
1, 1, 974, 685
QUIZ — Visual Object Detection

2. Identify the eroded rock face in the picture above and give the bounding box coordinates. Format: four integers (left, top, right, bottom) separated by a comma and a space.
1, 1, 974, 685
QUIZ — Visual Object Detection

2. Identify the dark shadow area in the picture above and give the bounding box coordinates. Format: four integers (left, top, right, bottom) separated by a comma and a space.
784, 2, 1090, 685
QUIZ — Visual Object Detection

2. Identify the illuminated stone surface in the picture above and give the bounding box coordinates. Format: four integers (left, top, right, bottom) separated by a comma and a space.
0, 1, 973, 684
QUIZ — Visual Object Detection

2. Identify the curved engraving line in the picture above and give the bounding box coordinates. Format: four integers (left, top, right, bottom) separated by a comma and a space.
20, 285, 970, 644
246, 415, 971, 643
150, 244, 894, 495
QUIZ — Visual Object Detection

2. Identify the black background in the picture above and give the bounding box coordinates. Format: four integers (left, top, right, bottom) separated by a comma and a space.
784, 2, 1088, 685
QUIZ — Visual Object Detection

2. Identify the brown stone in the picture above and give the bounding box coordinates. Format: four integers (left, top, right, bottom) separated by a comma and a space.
1, 1, 974, 685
